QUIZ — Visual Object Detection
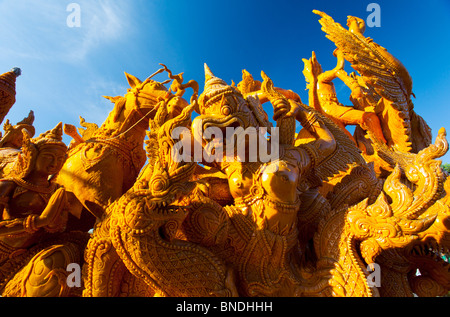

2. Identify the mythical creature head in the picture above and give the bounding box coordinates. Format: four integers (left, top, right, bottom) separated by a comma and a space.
101, 66, 191, 137
126, 102, 197, 221
346, 128, 450, 296
193, 65, 276, 166
135, 71, 200, 204
104, 74, 170, 122
197, 64, 265, 131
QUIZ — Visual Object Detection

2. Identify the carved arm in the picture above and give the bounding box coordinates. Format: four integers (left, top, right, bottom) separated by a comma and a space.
0, 186, 67, 236
289, 100, 337, 166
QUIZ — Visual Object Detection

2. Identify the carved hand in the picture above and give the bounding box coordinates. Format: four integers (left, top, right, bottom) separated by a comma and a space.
36, 188, 67, 228
272, 98, 292, 121
302, 51, 321, 84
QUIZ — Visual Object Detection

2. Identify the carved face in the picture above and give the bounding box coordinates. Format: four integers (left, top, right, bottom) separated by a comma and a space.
199, 92, 258, 130
166, 96, 189, 118
347, 16, 366, 34
34, 146, 67, 176
109, 73, 177, 124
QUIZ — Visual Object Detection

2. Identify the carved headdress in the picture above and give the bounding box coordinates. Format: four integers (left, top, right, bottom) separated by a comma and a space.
33, 122, 67, 151
198, 64, 238, 113
198, 64, 271, 130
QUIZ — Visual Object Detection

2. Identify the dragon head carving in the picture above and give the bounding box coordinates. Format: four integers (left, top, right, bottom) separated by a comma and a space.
345, 128, 450, 295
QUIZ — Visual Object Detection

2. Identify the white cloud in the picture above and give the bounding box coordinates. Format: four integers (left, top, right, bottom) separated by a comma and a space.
66, 1, 131, 61
0, 0, 133, 63
78, 78, 129, 125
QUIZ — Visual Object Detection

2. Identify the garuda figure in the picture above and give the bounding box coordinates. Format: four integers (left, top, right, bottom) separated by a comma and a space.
312, 10, 433, 175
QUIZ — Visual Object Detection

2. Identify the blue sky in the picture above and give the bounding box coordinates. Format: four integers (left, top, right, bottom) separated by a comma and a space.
0, 0, 449, 161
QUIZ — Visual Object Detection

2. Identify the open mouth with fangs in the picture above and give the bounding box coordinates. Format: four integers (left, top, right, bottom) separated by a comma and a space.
407, 237, 450, 289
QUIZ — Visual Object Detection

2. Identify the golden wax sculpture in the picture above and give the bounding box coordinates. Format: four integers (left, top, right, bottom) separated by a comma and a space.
0, 10, 448, 297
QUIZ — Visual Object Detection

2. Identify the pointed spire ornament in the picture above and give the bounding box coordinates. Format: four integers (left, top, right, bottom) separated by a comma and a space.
203, 63, 228, 91
0, 67, 21, 124
198, 63, 236, 113
33, 122, 67, 151
204, 63, 215, 82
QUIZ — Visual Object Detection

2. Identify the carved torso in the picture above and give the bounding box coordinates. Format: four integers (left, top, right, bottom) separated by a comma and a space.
0, 178, 57, 249
223, 147, 312, 236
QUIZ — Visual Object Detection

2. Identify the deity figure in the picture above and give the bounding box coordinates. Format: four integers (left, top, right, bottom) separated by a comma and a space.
176, 65, 341, 296
301, 50, 386, 145
82, 67, 213, 297
313, 10, 432, 174
0, 122, 87, 296
100, 60, 450, 297
78, 10, 450, 297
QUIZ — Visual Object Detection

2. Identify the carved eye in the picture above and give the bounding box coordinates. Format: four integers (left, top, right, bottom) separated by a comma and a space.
150, 175, 168, 192
221, 105, 232, 116
152, 180, 164, 191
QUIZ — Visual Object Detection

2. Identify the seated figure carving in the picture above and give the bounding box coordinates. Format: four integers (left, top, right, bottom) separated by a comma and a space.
0, 122, 87, 297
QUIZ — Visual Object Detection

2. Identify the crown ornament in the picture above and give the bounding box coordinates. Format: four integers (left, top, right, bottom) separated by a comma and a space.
33, 122, 67, 151
198, 64, 238, 112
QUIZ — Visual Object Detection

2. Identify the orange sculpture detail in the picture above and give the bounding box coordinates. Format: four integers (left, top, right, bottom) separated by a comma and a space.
0, 11, 448, 297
